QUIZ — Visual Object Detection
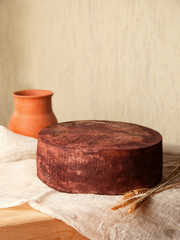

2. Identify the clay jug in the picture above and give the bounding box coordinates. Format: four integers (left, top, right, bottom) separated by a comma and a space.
8, 89, 58, 138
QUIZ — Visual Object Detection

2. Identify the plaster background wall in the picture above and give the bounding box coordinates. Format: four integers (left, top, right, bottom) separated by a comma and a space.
0, 0, 180, 144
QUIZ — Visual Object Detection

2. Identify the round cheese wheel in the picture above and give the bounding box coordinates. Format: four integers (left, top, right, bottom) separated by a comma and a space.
37, 120, 162, 194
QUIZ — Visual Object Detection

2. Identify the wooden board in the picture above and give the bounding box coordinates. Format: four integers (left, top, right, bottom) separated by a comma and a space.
0, 204, 89, 240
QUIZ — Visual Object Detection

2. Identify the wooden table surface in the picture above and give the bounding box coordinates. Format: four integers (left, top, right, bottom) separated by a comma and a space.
0, 204, 89, 240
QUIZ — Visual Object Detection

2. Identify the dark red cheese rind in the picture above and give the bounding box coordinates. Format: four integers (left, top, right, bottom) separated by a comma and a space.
36, 120, 162, 194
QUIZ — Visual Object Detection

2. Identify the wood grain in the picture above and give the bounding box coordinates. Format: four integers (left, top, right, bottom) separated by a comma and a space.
0, 0, 180, 144
0, 204, 88, 240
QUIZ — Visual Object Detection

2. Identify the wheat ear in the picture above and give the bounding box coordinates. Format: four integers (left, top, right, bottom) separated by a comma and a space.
128, 194, 150, 214
128, 172, 180, 213
111, 164, 180, 213
122, 188, 149, 200
122, 191, 136, 200
133, 188, 149, 195
111, 198, 136, 210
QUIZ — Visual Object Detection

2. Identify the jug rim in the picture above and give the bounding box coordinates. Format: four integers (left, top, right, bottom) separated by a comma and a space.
13, 89, 54, 98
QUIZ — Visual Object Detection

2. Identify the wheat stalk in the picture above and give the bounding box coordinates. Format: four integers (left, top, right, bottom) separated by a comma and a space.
164, 163, 180, 179
111, 164, 180, 214
128, 173, 180, 214
112, 181, 180, 211
156, 181, 180, 193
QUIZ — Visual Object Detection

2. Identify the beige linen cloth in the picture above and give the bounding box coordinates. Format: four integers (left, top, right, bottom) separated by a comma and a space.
0, 126, 179, 240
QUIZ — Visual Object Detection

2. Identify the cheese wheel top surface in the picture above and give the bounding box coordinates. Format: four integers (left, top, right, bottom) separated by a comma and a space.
38, 120, 162, 151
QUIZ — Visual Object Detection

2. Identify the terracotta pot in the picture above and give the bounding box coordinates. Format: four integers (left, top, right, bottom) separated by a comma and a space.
8, 89, 58, 138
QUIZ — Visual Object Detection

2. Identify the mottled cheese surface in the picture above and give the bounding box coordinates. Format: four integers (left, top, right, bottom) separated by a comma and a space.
39, 120, 162, 151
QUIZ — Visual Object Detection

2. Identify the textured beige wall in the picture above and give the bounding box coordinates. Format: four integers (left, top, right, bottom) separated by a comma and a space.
0, 0, 180, 144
